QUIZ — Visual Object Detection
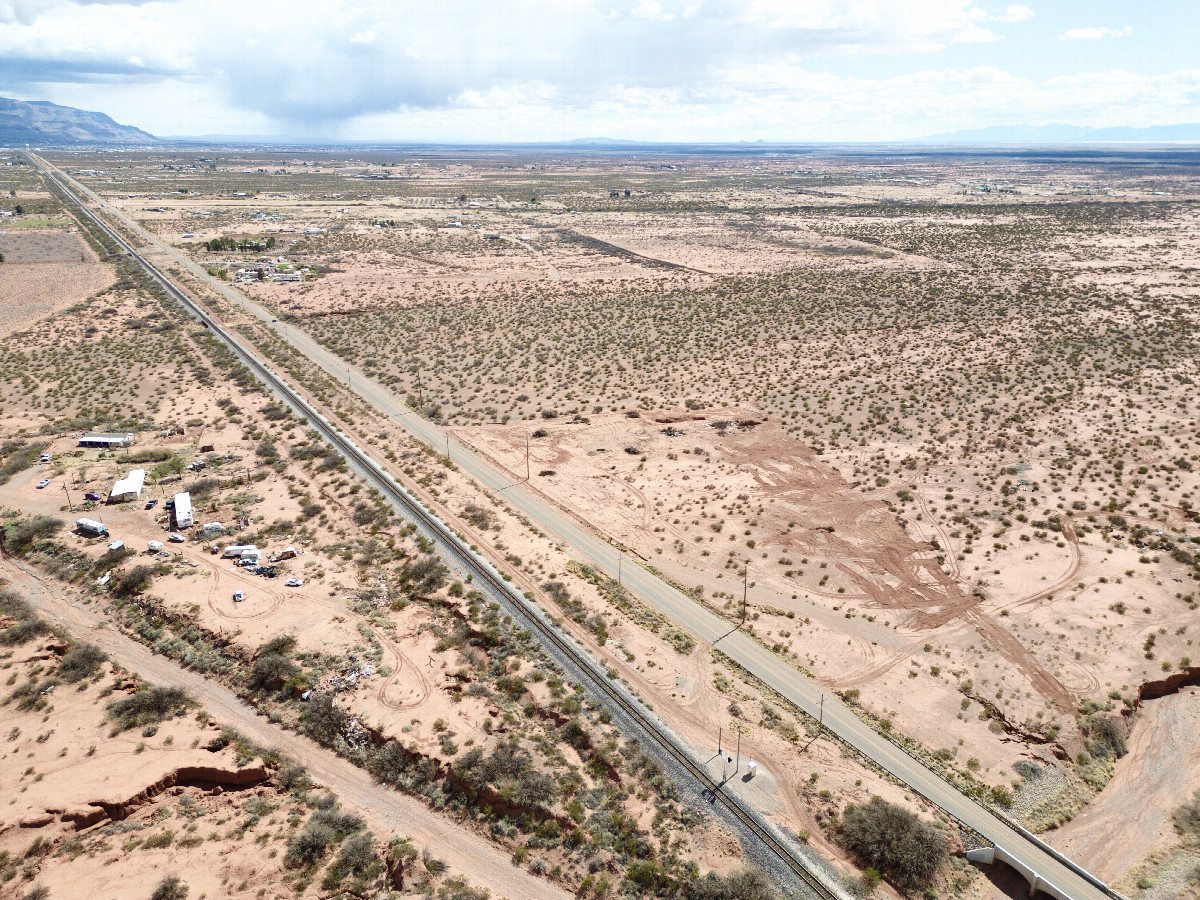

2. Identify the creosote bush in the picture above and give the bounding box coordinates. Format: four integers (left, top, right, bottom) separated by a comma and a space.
58, 643, 108, 682
107, 685, 191, 732
0, 591, 50, 646
840, 796, 948, 892
150, 873, 188, 900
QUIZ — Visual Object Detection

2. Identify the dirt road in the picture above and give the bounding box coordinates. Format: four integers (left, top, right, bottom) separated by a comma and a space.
1, 557, 570, 900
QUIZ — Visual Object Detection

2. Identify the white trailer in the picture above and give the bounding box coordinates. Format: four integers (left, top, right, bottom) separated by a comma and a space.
76, 517, 108, 537
173, 491, 193, 528
110, 468, 146, 502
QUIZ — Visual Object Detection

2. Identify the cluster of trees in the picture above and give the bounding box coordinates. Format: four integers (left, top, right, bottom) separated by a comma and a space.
205, 235, 276, 252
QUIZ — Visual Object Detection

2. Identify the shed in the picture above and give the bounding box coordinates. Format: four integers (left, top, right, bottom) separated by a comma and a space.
173, 491, 193, 528
78, 432, 133, 449
110, 469, 146, 502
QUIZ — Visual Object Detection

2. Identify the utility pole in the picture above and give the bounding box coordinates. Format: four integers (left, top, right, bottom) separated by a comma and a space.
741, 565, 748, 625
525, 432, 530, 481
445, 433, 450, 460
819, 693, 825, 732
415, 366, 424, 408
736, 726, 741, 774
61, 483, 73, 511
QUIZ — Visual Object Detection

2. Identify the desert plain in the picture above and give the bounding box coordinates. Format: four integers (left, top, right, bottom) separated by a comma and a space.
0, 144, 1198, 900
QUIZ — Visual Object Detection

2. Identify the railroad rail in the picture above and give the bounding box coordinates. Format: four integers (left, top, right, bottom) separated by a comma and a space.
38, 158, 843, 900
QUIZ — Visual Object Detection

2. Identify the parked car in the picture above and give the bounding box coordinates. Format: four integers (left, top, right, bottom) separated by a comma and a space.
285, 578, 304, 587
39, 454, 52, 463
84, 492, 103, 501
145, 498, 158, 509
36, 479, 50, 489
167, 533, 185, 543
233, 590, 244, 602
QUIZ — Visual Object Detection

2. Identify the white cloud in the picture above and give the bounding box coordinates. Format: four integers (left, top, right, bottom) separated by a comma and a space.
338, 65, 1200, 143
1058, 25, 1131, 41
995, 5, 1034, 23
631, 1, 674, 20
0, 0, 1193, 141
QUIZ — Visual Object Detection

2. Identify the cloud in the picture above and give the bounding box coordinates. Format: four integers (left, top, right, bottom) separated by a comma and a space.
2, 0, 1194, 141
337, 65, 1200, 143
993, 5, 1034, 23
1058, 25, 1131, 41
0, 0, 158, 25
2, 0, 1018, 133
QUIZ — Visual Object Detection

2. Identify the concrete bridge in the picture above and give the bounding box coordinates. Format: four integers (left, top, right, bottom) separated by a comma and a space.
967, 846, 1076, 900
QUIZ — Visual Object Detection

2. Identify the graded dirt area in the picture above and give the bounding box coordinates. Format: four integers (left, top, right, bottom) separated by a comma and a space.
0, 229, 112, 337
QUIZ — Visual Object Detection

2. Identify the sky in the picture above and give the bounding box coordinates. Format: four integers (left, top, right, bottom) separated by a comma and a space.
0, 0, 1197, 142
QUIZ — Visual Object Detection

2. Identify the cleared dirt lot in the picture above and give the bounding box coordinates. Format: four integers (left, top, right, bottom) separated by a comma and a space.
0, 229, 112, 337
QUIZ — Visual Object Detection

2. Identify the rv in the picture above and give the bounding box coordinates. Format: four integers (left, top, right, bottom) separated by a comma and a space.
76, 518, 108, 537
173, 491, 193, 529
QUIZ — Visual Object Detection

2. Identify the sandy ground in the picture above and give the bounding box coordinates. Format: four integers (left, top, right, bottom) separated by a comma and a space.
0, 229, 113, 337
17, 146, 1200, 895
1053, 689, 1200, 882
1, 555, 572, 900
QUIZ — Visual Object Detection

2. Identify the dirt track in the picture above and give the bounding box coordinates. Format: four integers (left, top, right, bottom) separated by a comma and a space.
1, 556, 570, 900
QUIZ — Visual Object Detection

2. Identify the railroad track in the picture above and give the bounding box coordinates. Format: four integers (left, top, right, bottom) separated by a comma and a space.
39, 159, 842, 900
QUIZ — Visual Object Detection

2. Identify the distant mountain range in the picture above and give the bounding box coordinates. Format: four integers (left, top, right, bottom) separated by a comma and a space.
0, 97, 159, 146
919, 123, 1200, 143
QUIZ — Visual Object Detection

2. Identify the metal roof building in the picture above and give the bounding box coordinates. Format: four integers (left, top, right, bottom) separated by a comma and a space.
110, 468, 146, 502
78, 432, 133, 448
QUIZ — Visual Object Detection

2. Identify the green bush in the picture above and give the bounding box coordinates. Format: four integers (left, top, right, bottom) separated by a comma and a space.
1087, 715, 1127, 759
142, 831, 174, 849
107, 686, 191, 732
840, 796, 948, 891
0, 515, 63, 556
436, 877, 489, 900
301, 693, 348, 747
58, 643, 108, 682
285, 822, 334, 868
688, 868, 774, 900
113, 565, 156, 598
150, 874, 188, 900
248, 653, 298, 692
8, 677, 59, 711
0, 591, 50, 646
321, 831, 380, 889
